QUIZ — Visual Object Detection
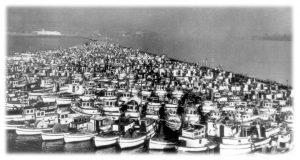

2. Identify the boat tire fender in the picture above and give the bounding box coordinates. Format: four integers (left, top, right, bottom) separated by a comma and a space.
251, 143, 256, 152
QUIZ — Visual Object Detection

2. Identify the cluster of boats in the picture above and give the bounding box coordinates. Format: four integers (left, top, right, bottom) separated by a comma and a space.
6, 40, 293, 154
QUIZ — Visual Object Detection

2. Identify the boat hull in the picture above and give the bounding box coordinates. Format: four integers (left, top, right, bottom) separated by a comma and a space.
118, 135, 147, 149
64, 133, 97, 143
6, 124, 25, 130
220, 137, 271, 154
177, 143, 218, 152
41, 132, 70, 141
93, 136, 119, 147
16, 128, 52, 135
148, 139, 176, 150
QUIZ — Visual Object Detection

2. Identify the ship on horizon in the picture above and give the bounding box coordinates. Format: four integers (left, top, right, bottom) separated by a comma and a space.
32, 29, 62, 36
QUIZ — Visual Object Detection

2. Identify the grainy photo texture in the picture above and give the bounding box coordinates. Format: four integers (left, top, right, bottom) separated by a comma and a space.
6, 7, 293, 154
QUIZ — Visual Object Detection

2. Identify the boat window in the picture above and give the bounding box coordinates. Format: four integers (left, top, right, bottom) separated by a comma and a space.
30, 109, 33, 113
26, 110, 29, 114
37, 112, 40, 116
106, 102, 109, 106
41, 112, 44, 116
238, 140, 241, 143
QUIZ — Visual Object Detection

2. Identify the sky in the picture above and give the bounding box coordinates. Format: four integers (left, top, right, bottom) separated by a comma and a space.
7, 7, 291, 38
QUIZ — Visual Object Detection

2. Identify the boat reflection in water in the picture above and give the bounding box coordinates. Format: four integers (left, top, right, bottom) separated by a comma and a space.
64, 140, 95, 153
41, 141, 64, 153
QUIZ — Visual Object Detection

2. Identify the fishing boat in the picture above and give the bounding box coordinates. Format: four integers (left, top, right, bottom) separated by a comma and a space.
118, 118, 157, 149
16, 121, 53, 135
145, 97, 161, 119
184, 104, 200, 123
6, 106, 24, 122
177, 123, 217, 152
275, 125, 292, 152
6, 35, 294, 155
63, 116, 97, 143
70, 99, 100, 115
98, 88, 120, 117
64, 132, 97, 143
56, 93, 78, 105
149, 135, 177, 150
6, 120, 28, 130
79, 87, 96, 101
124, 96, 142, 119
93, 115, 135, 147
41, 123, 70, 141
165, 115, 182, 132
148, 121, 177, 150
219, 124, 272, 154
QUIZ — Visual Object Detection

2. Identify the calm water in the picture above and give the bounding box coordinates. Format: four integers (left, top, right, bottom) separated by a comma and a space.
7, 35, 292, 84
115, 35, 292, 85
7, 35, 89, 54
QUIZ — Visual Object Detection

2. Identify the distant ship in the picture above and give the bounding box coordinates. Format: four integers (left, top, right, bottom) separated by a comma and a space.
32, 29, 62, 36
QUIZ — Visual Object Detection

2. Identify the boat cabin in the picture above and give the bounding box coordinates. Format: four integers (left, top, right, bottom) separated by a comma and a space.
23, 106, 36, 120
181, 124, 206, 139
69, 116, 91, 130
111, 117, 135, 133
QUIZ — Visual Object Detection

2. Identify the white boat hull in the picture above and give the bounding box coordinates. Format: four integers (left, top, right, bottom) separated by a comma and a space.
149, 139, 176, 150
16, 128, 52, 135
64, 133, 97, 143
41, 132, 70, 141
220, 137, 271, 154
118, 135, 147, 149
177, 143, 218, 152
56, 98, 72, 105
6, 124, 25, 130
93, 136, 119, 147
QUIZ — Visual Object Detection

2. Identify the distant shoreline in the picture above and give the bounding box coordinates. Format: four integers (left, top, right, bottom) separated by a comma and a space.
7, 32, 94, 40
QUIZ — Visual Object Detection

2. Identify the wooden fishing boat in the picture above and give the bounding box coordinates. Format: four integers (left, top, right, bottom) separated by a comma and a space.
219, 125, 272, 154
165, 115, 182, 131
41, 123, 71, 141
93, 116, 135, 147
148, 120, 177, 150
94, 134, 120, 147
42, 131, 70, 141
118, 118, 157, 149
124, 96, 142, 119
64, 132, 97, 143
6, 120, 28, 130
177, 123, 218, 152
16, 122, 53, 135
145, 98, 161, 120
149, 137, 177, 150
